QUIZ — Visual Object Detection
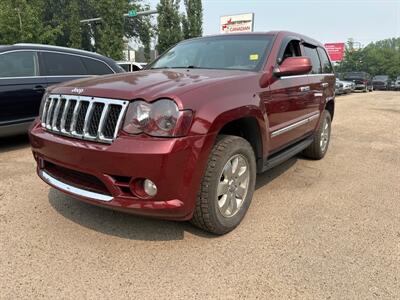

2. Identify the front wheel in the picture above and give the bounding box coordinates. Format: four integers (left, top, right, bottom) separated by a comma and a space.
191, 135, 256, 235
303, 110, 332, 160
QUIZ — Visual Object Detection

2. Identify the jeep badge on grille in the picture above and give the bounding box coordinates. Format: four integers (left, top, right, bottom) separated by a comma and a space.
71, 88, 84, 94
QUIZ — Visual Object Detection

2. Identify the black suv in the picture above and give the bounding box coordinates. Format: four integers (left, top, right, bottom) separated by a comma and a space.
343, 72, 373, 92
0, 44, 123, 137
372, 75, 390, 90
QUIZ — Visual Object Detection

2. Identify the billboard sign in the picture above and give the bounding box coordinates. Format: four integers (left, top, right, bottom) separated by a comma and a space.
220, 13, 254, 34
324, 43, 345, 62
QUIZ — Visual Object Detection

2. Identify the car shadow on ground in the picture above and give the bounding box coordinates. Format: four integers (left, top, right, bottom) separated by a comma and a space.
48, 157, 298, 241
0, 134, 30, 154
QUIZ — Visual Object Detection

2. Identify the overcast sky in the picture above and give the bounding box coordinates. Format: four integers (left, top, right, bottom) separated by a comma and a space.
146, 0, 400, 46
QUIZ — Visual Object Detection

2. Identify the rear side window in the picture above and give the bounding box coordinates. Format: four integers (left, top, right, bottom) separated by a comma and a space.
81, 57, 113, 75
304, 45, 321, 74
42, 52, 87, 76
317, 48, 333, 74
0, 51, 39, 77
119, 64, 130, 72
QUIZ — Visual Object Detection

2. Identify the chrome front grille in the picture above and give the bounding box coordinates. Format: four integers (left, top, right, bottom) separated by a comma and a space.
41, 94, 129, 144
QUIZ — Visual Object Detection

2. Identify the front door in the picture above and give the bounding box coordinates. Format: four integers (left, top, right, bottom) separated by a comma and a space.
266, 39, 314, 152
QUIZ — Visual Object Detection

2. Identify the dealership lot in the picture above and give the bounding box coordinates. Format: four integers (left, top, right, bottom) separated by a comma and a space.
0, 91, 399, 299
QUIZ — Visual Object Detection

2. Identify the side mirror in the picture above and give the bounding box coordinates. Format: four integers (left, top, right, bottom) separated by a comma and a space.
274, 57, 312, 77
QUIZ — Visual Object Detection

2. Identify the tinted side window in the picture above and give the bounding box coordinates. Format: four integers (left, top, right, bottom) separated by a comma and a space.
0, 51, 38, 77
42, 52, 87, 76
81, 57, 113, 75
304, 46, 321, 74
317, 48, 333, 73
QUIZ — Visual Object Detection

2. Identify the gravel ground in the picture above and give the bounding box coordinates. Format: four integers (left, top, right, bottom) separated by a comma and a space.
0, 91, 399, 299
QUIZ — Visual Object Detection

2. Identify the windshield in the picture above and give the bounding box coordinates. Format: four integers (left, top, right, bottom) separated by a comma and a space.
149, 35, 273, 71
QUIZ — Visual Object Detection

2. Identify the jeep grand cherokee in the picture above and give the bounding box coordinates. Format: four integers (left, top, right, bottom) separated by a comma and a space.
30, 32, 335, 234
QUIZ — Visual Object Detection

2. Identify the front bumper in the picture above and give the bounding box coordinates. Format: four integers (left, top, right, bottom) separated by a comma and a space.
29, 120, 214, 220
354, 84, 367, 90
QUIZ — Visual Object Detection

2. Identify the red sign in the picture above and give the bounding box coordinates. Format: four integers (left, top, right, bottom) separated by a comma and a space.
324, 43, 345, 62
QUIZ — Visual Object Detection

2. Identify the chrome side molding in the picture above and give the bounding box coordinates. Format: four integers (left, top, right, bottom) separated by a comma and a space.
271, 112, 320, 138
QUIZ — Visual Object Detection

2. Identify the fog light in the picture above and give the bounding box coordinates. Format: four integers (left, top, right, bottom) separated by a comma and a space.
143, 179, 157, 197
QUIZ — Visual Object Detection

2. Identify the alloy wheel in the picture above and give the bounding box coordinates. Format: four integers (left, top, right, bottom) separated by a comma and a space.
320, 116, 330, 152
217, 154, 250, 218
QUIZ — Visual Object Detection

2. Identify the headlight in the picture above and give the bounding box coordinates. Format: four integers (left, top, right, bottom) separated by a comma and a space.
123, 101, 151, 134
123, 99, 193, 137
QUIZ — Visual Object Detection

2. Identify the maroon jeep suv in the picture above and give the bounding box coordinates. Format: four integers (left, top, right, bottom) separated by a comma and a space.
30, 32, 335, 234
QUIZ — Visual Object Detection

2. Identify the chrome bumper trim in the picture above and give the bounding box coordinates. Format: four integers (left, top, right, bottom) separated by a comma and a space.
40, 170, 113, 202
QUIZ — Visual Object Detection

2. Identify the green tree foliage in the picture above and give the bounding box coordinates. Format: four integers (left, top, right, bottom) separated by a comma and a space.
0, 0, 61, 44
181, 0, 203, 39
0, 0, 154, 61
337, 37, 400, 79
94, 0, 126, 60
156, 0, 182, 54
68, 0, 83, 49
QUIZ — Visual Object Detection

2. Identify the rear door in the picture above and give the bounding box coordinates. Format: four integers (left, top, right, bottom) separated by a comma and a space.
267, 39, 314, 151
39, 51, 89, 87
0, 50, 47, 125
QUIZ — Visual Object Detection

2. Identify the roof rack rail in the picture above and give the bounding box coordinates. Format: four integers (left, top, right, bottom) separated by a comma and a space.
14, 43, 100, 56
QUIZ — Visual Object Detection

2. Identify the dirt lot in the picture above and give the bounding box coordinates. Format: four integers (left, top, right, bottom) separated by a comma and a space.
0, 91, 399, 299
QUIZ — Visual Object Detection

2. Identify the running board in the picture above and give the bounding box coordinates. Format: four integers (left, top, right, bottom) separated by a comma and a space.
261, 136, 314, 172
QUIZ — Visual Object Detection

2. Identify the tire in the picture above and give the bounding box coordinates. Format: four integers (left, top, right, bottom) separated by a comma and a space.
191, 135, 256, 235
303, 110, 332, 160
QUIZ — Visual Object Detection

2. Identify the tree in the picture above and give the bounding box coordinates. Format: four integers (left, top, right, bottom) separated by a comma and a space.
156, 0, 182, 54
336, 37, 400, 79
181, 0, 203, 39
0, 0, 61, 45
68, 0, 82, 49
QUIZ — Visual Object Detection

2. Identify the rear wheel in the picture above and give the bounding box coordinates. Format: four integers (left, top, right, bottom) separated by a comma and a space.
191, 135, 256, 235
303, 110, 332, 160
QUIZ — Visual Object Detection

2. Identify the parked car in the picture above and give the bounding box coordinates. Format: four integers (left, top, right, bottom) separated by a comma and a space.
337, 80, 354, 94
372, 75, 390, 90
117, 61, 147, 72
30, 31, 335, 234
343, 72, 373, 92
394, 76, 400, 90
335, 80, 344, 95
0, 43, 123, 137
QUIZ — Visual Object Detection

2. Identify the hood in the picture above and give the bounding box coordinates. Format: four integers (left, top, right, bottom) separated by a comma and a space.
50, 68, 255, 101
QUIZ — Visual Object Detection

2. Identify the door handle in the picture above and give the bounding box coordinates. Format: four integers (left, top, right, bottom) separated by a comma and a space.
321, 82, 329, 88
299, 86, 310, 92
33, 85, 45, 92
